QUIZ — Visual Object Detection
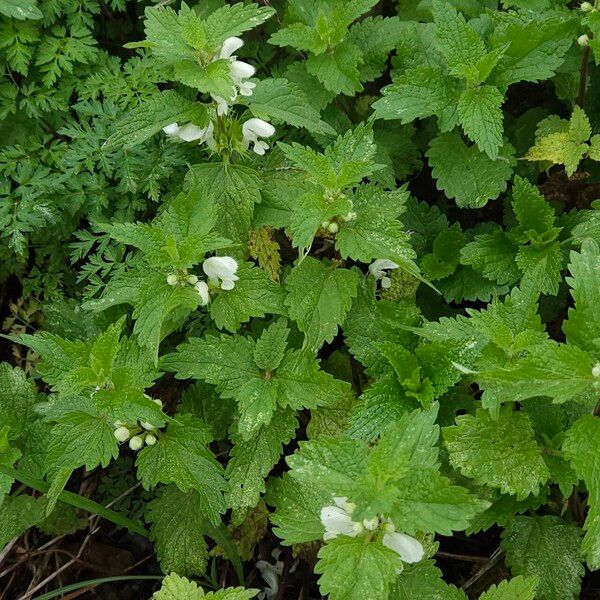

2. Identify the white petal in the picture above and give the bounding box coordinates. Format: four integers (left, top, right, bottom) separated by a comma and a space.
178, 123, 207, 142
320, 506, 355, 538
162, 122, 179, 136
243, 117, 275, 139
194, 281, 210, 305
212, 95, 230, 115
203, 256, 238, 281
332, 497, 349, 509
230, 60, 255, 80
381, 276, 392, 289
382, 532, 424, 564
220, 278, 236, 291
239, 80, 256, 96
369, 259, 400, 279
253, 140, 269, 155
220, 36, 244, 59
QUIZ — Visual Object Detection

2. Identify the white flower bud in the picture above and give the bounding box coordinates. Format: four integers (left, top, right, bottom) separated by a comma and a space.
327, 222, 339, 234
145, 433, 157, 446
321, 221, 331, 229
579, 34, 590, 47
581, 2, 594, 11
152, 398, 163, 407
178, 123, 208, 142
344, 211, 357, 222
186, 274, 199, 285
140, 421, 156, 431
362, 516, 379, 530
166, 274, 178, 286
129, 435, 144, 451
243, 118, 275, 139
593, 363, 600, 377
114, 426, 130, 442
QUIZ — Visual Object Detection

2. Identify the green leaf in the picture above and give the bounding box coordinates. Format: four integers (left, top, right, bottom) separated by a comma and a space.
267, 474, 329, 545
189, 163, 262, 244
421, 224, 465, 281
316, 536, 400, 600
0, 363, 38, 439
226, 408, 297, 521
336, 186, 417, 275
285, 257, 359, 351
0, 495, 44, 549
136, 414, 227, 525
525, 107, 591, 177
501, 516, 583, 600
427, 132, 515, 208
306, 41, 363, 96
432, 0, 485, 72
373, 66, 461, 131
457, 85, 504, 160
563, 415, 600, 569
444, 408, 549, 499
104, 91, 208, 150
246, 78, 335, 136
253, 319, 290, 371
204, 2, 274, 46
147, 485, 210, 577
563, 239, 600, 357
153, 572, 258, 599
479, 576, 538, 600
394, 560, 467, 600
0, 0, 42, 19
210, 263, 286, 332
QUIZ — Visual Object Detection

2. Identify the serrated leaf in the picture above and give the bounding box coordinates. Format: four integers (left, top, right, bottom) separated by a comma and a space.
0, 0, 42, 19
147, 485, 210, 577
210, 263, 286, 332
427, 132, 515, 208
316, 536, 400, 600
444, 408, 549, 499
501, 516, 583, 600
394, 560, 468, 600
105, 91, 208, 150
285, 258, 358, 351
136, 414, 227, 525
0, 495, 44, 549
479, 577, 538, 600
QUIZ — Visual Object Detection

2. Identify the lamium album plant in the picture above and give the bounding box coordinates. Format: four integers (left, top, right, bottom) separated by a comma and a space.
2, 0, 600, 598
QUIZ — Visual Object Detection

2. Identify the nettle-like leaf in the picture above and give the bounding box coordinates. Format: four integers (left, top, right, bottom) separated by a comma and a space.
478, 576, 538, 600
501, 516, 584, 600
268, 0, 383, 96
526, 106, 600, 177
136, 414, 227, 525
153, 573, 258, 599
444, 408, 549, 500
162, 320, 351, 440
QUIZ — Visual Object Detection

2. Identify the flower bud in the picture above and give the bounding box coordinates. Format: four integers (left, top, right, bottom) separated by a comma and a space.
114, 426, 130, 442
186, 274, 199, 285
152, 398, 163, 407
145, 433, 157, 446
581, 2, 594, 11
327, 222, 339, 234
321, 221, 331, 229
129, 435, 144, 451
362, 516, 379, 530
344, 211, 357, 222
578, 34, 590, 47
593, 363, 600, 377
166, 274, 178, 286
140, 421, 156, 431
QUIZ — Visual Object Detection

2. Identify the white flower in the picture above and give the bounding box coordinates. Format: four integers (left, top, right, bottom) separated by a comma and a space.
203, 256, 239, 290
194, 280, 211, 305
369, 259, 400, 289
163, 121, 215, 146
114, 426, 130, 442
145, 433, 157, 446
320, 496, 364, 541
212, 95, 230, 116
242, 118, 275, 155
256, 552, 284, 600
166, 273, 178, 286
220, 36, 244, 59
382, 523, 424, 567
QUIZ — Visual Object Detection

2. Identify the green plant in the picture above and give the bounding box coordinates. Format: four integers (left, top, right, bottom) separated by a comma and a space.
2, 0, 600, 598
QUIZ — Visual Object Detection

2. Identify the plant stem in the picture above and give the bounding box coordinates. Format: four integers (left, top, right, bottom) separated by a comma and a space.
0, 465, 148, 538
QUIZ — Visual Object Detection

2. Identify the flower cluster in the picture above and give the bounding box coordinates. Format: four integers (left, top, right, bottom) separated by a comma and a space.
113, 397, 163, 451
167, 256, 239, 306
369, 259, 400, 289
162, 36, 275, 155
320, 497, 424, 571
